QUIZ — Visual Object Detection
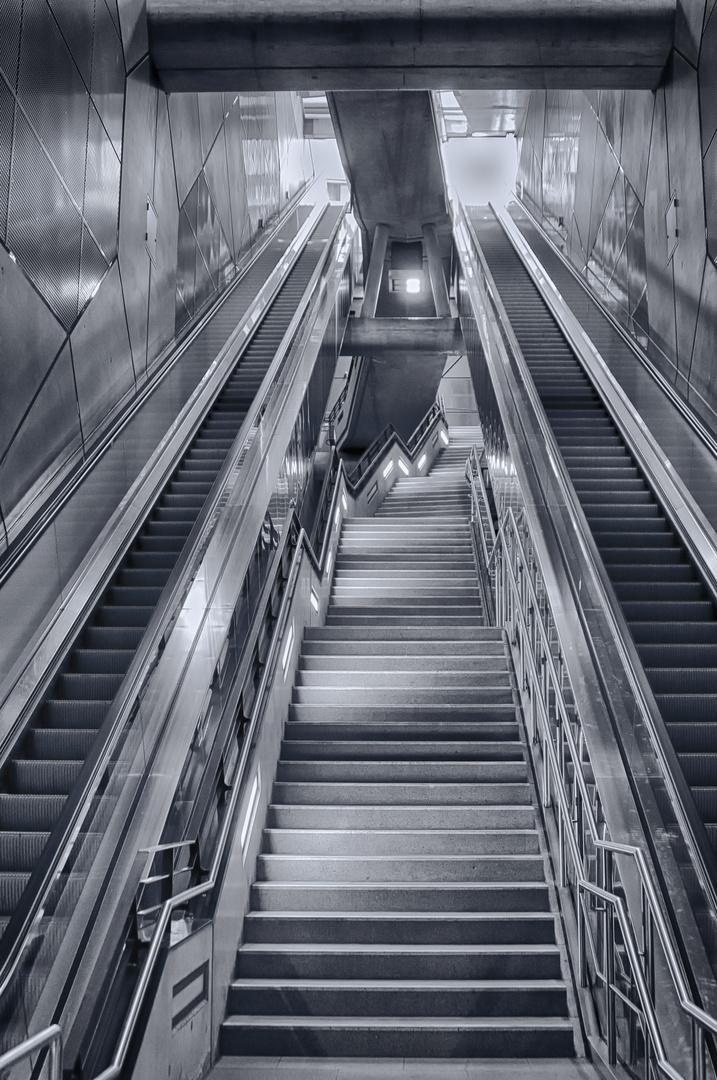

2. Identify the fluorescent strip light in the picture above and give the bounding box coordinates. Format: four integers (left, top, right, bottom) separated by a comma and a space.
398, 459, 409, 475
440, 430, 449, 446
383, 460, 394, 478
341, 492, 348, 512
310, 587, 320, 613
418, 454, 427, 470
335, 506, 341, 528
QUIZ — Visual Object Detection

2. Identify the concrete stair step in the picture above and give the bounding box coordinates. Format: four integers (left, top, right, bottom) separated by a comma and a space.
300, 639, 504, 654
256, 854, 545, 883
271, 782, 532, 805
298, 654, 503, 670
227, 979, 568, 1017
220, 1014, 576, 1058
295, 670, 508, 688
265, 805, 536, 830
250, 881, 551, 912
274, 761, 527, 783
283, 722, 519, 742
303, 626, 499, 641
235, 943, 562, 980
291, 688, 512, 706
241, 910, 557, 944
324, 614, 483, 626
288, 704, 518, 723
279, 739, 522, 760
261, 828, 540, 855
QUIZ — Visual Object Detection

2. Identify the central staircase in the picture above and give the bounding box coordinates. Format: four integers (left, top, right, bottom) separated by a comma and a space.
221, 429, 576, 1059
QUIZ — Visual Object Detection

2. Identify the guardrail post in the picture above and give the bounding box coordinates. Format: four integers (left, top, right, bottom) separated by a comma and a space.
693, 1019, 706, 1080
578, 888, 587, 989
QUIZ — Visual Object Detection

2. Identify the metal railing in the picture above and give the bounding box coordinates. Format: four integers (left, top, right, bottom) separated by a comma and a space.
466, 459, 717, 1080
0, 377, 447, 1080
0, 201, 355, 1056
0, 1026, 62, 1080
348, 395, 445, 486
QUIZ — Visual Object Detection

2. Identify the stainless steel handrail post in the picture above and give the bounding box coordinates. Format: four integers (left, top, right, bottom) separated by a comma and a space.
0, 1025, 62, 1080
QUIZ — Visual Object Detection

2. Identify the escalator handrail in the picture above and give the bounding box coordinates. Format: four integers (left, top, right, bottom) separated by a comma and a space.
488, 201, 717, 917
457, 201, 717, 923
0, 201, 353, 1003
0, 176, 323, 582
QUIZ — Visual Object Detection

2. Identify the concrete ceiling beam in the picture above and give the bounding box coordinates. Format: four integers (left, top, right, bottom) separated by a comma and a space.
341, 316, 464, 356
148, 0, 675, 92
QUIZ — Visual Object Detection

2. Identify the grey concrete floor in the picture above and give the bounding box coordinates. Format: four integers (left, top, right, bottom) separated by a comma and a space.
208, 1057, 601, 1079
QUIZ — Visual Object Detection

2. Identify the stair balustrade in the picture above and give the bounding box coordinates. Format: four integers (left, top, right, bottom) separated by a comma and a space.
467, 456, 717, 1080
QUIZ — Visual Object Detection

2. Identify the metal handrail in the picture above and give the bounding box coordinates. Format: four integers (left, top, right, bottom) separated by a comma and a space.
0, 1025, 62, 1080
469, 451, 717, 1078
457, 200, 717, 922
348, 396, 445, 487
0, 381, 448, 1080
0, 203, 352, 1008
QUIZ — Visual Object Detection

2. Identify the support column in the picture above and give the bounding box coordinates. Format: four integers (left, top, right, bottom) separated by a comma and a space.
361, 224, 390, 320
422, 223, 451, 318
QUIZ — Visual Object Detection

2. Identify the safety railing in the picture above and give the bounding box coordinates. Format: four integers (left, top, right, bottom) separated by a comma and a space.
465, 445, 496, 625
0, 1025, 62, 1080
0, 376, 447, 1080
0, 201, 355, 1058
348, 395, 445, 486
326, 353, 364, 437
466, 457, 717, 1080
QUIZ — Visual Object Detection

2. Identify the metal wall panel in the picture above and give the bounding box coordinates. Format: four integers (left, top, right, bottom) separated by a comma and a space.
0, 0, 311, 568
71, 259, 135, 433
0, 241, 67, 464
146, 92, 179, 370
664, 52, 706, 382
168, 91, 203, 206
116, 0, 148, 72
0, 341, 81, 518
117, 59, 157, 372
515, 3, 717, 438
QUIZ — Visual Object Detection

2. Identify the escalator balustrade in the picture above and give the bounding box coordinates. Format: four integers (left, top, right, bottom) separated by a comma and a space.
474, 215, 717, 853
0, 211, 335, 938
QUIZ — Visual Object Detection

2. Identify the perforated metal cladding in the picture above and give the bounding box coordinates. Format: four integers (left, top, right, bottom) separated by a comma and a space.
18, 0, 90, 210
0, 82, 13, 241
84, 104, 120, 262
8, 110, 83, 329
705, 136, 717, 265
79, 226, 109, 313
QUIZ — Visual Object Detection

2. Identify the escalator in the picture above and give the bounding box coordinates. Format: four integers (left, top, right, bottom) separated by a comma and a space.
0, 206, 340, 940
473, 213, 717, 853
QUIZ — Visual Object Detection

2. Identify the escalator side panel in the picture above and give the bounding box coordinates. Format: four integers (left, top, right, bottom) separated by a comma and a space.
0, 208, 340, 957
474, 214, 717, 856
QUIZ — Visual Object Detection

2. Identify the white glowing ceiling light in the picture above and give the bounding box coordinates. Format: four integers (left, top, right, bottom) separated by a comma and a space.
406, 278, 421, 293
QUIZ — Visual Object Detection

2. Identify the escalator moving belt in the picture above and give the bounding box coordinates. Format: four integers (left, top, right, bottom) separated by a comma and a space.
0, 208, 336, 939
474, 215, 717, 854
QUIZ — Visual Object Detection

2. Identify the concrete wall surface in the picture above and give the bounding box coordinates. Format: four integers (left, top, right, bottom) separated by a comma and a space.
0, 0, 312, 544
515, 0, 717, 436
